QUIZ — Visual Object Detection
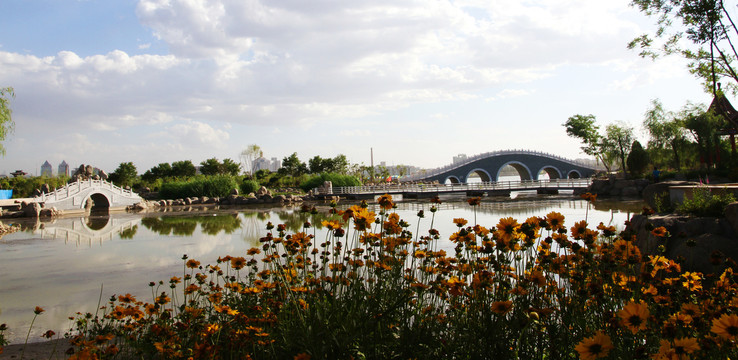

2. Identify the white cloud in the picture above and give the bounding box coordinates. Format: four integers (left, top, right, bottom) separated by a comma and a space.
168, 120, 230, 147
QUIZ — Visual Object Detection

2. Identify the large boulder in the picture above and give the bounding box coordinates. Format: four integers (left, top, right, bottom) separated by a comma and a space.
22, 201, 42, 218
627, 214, 738, 273
641, 181, 699, 211
256, 186, 271, 198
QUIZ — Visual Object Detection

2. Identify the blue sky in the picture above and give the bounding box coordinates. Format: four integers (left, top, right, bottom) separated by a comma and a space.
0, 0, 714, 176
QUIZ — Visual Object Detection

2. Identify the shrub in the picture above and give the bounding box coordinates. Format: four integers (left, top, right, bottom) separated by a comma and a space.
241, 179, 260, 195
159, 175, 238, 199
299, 173, 361, 192
676, 186, 736, 217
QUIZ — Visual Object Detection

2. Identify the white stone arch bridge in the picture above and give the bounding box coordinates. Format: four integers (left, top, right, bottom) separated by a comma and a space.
35, 179, 142, 211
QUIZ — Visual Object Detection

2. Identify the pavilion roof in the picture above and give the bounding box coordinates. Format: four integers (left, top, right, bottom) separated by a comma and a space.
709, 91, 738, 129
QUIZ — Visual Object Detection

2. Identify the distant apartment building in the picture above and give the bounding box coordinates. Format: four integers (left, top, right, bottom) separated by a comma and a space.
452, 154, 468, 164
269, 157, 281, 172
253, 156, 282, 172
40, 161, 53, 177
58, 160, 69, 177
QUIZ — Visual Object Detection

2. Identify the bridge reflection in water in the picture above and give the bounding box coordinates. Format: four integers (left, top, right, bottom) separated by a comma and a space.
323, 178, 592, 199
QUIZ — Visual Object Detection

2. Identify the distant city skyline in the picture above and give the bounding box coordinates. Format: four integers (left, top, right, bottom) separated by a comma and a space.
0, 1, 715, 175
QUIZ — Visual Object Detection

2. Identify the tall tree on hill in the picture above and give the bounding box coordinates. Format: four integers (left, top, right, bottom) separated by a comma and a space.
0, 87, 15, 156
279, 153, 307, 177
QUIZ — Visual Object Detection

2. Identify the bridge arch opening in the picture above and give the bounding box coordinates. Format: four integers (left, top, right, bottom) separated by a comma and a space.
466, 169, 492, 183
537, 166, 562, 180
445, 176, 461, 184
497, 162, 533, 181
85, 193, 111, 213
567, 170, 582, 179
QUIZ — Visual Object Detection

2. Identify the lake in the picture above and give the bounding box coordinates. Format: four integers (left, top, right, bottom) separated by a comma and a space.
0, 193, 643, 344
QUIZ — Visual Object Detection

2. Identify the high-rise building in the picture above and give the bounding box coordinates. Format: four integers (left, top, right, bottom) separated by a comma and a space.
58, 160, 69, 177
40, 161, 53, 177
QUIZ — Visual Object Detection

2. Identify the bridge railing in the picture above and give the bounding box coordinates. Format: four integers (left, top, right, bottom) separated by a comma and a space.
38, 179, 138, 203
322, 178, 592, 195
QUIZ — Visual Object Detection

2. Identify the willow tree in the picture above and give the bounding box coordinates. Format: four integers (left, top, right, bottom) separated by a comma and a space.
0, 87, 14, 156
629, 0, 738, 95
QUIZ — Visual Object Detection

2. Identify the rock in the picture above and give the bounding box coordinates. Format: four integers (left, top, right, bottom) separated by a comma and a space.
642, 181, 698, 211
22, 201, 41, 218
39, 207, 60, 217
261, 194, 273, 203
627, 214, 738, 273
274, 195, 287, 203
230, 188, 239, 196
621, 186, 639, 197
256, 186, 271, 197
724, 202, 738, 235
40, 183, 51, 194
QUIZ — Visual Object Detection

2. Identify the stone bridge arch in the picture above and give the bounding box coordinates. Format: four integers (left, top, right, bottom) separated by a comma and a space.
466, 168, 493, 182
537, 166, 563, 180
86, 193, 111, 211
497, 161, 533, 181
35, 179, 143, 212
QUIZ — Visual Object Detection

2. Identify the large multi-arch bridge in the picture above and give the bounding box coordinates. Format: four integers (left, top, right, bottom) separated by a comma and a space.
402, 150, 600, 184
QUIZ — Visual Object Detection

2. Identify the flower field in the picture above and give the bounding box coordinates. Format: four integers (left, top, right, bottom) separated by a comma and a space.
2, 194, 737, 359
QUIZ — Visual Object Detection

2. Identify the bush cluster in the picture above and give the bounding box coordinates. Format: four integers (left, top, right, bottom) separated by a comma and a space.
158, 175, 238, 199
299, 173, 361, 192
676, 186, 737, 217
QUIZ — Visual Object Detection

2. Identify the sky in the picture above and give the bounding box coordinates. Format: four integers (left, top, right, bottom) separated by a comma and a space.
0, 0, 717, 176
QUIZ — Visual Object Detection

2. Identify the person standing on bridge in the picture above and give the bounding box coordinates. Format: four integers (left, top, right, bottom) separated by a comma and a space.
652, 167, 660, 183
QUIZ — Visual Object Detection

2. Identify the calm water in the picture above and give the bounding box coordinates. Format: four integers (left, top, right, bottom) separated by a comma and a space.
0, 194, 643, 343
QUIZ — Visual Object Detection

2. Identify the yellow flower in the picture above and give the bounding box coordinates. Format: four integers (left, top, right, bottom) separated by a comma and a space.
495, 217, 520, 243
570, 220, 588, 240
491, 300, 513, 315
711, 313, 738, 340
33, 306, 45, 315
618, 301, 650, 334
186, 259, 201, 269
651, 226, 668, 237
655, 338, 700, 359
574, 331, 613, 360
377, 194, 394, 210
352, 208, 376, 231
545, 211, 565, 231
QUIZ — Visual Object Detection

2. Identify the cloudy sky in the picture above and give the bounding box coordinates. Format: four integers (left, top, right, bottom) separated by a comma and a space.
0, 0, 713, 176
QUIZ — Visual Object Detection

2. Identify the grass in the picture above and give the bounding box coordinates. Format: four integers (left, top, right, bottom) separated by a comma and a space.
4, 193, 738, 359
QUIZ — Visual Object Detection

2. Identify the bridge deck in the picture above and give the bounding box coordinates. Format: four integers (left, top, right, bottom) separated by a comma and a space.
321, 179, 591, 198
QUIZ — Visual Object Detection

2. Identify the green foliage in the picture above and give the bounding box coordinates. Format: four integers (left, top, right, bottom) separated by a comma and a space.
200, 158, 241, 176
602, 122, 634, 176
676, 186, 736, 217
142, 162, 173, 182
0, 87, 14, 156
308, 154, 350, 174
626, 140, 649, 177
279, 152, 308, 177
158, 175, 238, 199
3, 175, 70, 198
629, 0, 738, 94
171, 160, 196, 177
108, 162, 138, 187
241, 179, 260, 194
299, 173, 361, 192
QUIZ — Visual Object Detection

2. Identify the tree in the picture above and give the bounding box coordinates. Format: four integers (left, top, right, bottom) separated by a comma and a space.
603, 122, 635, 177
240, 144, 261, 175
171, 160, 196, 177
563, 114, 612, 172
684, 105, 724, 168
643, 99, 692, 170
221, 158, 240, 176
629, 0, 738, 94
108, 162, 138, 187
0, 87, 15, 156
142, 162, 173, 181
308, 155, 328, 174
279, 152, 307, 177
627, 140, 650, 177
199, 158, 222, 176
